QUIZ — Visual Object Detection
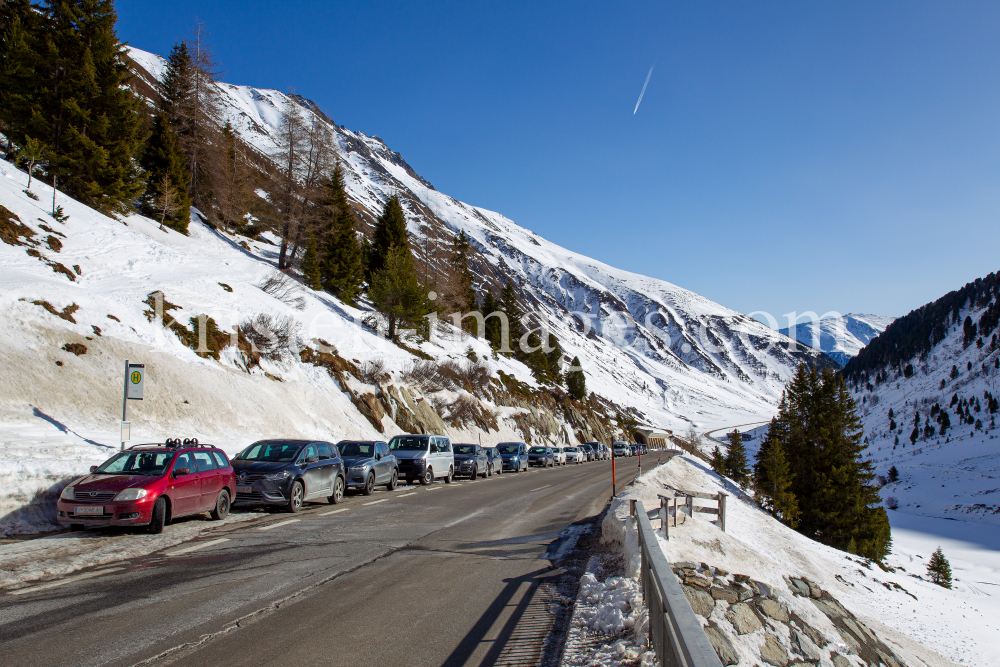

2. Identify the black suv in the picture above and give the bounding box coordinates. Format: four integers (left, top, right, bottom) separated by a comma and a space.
232, 439, 345, 512
453, 444, 489, 479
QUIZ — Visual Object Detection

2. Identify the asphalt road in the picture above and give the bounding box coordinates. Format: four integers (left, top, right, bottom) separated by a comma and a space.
0, 456, 649, 667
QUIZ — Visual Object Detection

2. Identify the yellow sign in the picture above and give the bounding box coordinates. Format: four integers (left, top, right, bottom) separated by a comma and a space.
131, 370, 141, 384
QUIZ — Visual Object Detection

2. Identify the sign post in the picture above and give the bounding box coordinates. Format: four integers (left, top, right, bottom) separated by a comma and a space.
121, 360, 144, 450
611, 450, 616, 499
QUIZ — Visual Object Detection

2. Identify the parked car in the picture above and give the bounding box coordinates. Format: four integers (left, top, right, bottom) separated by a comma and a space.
57, 439, 236, 534
232, 439, 345, 512
497, 442, 528, 472
485, 446, 504, 476
338, 440, 398, 494
528, 446, 554, 467
639, 444, 648, 455
453, 444, 489, 479
390, 434, 454, 485
580, 444, 596, 461
551, 446, 567, 465
564, 446, 585, 464
612, 442, 629, 457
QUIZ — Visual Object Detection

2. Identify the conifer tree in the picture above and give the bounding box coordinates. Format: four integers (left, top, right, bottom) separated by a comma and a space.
566, 356, 586, 400
300, 237, 321, 290
481, 290, 502, 350
447, 230, 477, 314
368, 195, 408, 280
318, 163, 363, 302
369, 244, 425, 339
725, 429, 751, 488
710, 446, 727, 477
887, 465, 899, 483
754, 437, 799, 527
498, 282, 525, 357
141, 112, 190, 232
926, 546, 952, 588
0, 1, 42, 156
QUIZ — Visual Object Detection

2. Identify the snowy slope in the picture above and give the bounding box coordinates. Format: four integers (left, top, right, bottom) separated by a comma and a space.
779, 313, 896, 367
607, 457, 996, 666
124, 46, 834, 436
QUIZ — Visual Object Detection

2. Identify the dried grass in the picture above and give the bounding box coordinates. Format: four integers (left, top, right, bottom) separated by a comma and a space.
403, 358, 493, 395
240, 313, 301, 360
257, 271, 306, 310
357, 357, 387, 384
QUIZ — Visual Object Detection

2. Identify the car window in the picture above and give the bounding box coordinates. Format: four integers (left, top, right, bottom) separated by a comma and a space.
454, 445, 476, 454
238, 442, 302, 462
94, 450, 174, 475
340, 442, 374, 456
211, 451, 229, 468
389, 436, 429, 450
192, 451, 216, 472
437, 438, 451, 453
174, 452, 195, 474
377, 443, 388, 457
318, 445, 332, 459
300, 445, 319, 461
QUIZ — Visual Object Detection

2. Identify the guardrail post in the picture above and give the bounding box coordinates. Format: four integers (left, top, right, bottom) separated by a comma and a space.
630, 498, 637, 518
660, 495, 668, 539
686, 495, 693, 519
672, 496, 678, 527
718, 493, 727, 532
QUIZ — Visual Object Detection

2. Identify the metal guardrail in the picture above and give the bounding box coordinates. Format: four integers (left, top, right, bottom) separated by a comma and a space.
631, 499, 724, 667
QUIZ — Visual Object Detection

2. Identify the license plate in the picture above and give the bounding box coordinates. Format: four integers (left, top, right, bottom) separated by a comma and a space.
236, 485, 253, 493
74, 505, 104, 515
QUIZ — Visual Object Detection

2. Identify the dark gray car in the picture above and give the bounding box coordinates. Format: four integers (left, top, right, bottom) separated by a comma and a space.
485, 446, 503, 476
232, 440, 345, 512
338, 440, 398, 494
453, 444, 489, 480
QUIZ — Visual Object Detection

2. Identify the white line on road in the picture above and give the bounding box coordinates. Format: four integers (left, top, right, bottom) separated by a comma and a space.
166, 538, 229, 557
363, 498, 389, 506
10, 567, 125, 596
258, 519, 300, 531
317, 508, 349, 516
573, 473, 586, 478
425, 487, 442, 492
397, 492, 416, 498
530, 485, 551, 491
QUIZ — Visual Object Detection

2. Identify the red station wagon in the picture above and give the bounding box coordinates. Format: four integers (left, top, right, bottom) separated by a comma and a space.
57, 439, 236, 533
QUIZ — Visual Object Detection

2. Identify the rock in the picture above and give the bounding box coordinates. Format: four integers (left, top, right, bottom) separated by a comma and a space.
684, 573, 712, 589
701, 562, 712, 572
792, 629, 823, 661
789, 578, 810, 597
674, 561, 699, 570
725, 602, 763, 635
812, 598, 849, 619
756, 598, 790, 623
704, 621, 739, 666
807, 581, 822, 599
752, 579, 773, 597
760, 634, 789, 666
837, 627, 861, 652
733, 573, 751, 583
354, 393, 385, 433
710, 586, 739, 604
715, 568, 729, 576
794, 618, 829, 648
831, 654, 852, 667
737, 585, 754, 601
682, 586, 716, 618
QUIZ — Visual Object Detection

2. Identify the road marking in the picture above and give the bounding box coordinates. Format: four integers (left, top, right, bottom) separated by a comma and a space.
425, 487, 442, 492
317, 508, 349, 516
573, 473, 586, 478
166, 538, 229, 557
10, 567, 125, 596
530, 485, 551, 491
258, 519, 300, 531
363, 498, 389, 506
397, 492, 416, 498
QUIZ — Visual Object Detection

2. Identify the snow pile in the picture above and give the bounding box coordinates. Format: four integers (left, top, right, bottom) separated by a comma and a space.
604, 456, 990, 666
574, 572, 647, 636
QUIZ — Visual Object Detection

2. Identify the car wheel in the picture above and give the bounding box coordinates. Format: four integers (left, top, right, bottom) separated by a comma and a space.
329, 476, 345, 504
287, 481, 304, 513
487, 464, 493, 477
421, 468, 433, 485
387, 469, 398, 491
148, 497, 166, 534
444, 467, 454, 484
210, 490, 230, 520
470, 465, 477, 480
362, 472, 376, 496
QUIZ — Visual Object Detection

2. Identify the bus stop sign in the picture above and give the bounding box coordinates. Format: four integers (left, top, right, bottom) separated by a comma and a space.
126, 364, 144, 400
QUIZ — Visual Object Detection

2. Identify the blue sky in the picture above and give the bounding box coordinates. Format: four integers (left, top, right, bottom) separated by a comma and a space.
116, 1, 1000, 325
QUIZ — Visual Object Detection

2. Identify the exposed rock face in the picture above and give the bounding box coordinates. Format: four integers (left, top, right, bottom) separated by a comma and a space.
759, 634, 789, 666
354, 393, 385, 432
726, 602, 763, 635
682, 587, 715, 618
756, 597, 790, 623
704, 621, 739, 666
710, 586, 739, 604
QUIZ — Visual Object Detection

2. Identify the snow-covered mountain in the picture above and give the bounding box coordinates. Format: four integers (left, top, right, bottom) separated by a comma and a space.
840, 273, 1000, 527
125, 47, 834, 433
779, 313, 895, 367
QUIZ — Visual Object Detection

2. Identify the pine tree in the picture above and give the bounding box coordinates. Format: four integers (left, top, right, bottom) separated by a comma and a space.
319, 163, 363, 303
0, 1, 43, 157
887, 465, 899, 483
300, 236, 321, 290
368, 194, 408, 280
481, 290, 502, 350
498, 281, 525, 357
725, 429, 750, 488
566, 356, 586, 400
447, 230, 477, 314
369, 244, 426, 339
140, 112, 190, 232
926, 546, 953, 588
710, 446, 727, 477
755, 437, 799, 527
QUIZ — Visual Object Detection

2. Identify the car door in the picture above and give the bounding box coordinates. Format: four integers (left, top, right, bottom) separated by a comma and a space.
438, 438, 453, 478
316, 444, 337, 495
374, 442, 391, 483
298, 444, 324, 499
192, 451, 222, 510
168, 452, 200, 516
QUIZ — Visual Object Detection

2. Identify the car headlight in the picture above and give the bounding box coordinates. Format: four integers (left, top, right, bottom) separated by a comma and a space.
60, 485, 75, 500
349, 465, 368, 471
113, 488, 148, 501
265, 471, 290, 480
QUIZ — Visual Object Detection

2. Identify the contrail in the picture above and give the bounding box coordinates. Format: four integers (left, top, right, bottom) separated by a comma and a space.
633, 65, 654, 114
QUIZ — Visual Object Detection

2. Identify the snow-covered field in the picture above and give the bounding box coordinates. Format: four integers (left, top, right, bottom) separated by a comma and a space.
604, 456, 997, 666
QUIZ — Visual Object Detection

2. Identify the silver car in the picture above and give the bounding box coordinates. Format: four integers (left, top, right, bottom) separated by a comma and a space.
338, 440, 398, 494
389, 434, 454, 485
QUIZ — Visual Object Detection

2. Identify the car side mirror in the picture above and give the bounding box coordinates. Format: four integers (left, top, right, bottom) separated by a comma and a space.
375, 453, 382, 460
89, 465, 98, 473
173, 467, 190, 477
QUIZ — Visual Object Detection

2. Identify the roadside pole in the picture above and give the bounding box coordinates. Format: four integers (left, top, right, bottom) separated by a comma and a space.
121, 360, 145, 450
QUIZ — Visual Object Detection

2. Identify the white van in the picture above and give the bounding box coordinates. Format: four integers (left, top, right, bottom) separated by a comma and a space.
389, 434, 455, 485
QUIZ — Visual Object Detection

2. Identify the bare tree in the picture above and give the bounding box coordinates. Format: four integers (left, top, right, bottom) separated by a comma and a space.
156, 174, 180, 231
180, 21, 222, 205
213, 122, 258, 232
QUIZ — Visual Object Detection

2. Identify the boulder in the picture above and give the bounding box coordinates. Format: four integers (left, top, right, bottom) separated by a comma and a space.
355, 393, 385, 433
756, 598, 790, 623
733, 573, 751, 583
789, 578, 810, 597
682, 585, 716, 618
831, 654, 852, 667
704, 621, 739, 666
711, 586, 739, 604
807, 581, 822, 599
684, 573, 712, 589
792, 629, 823, 662
760, 634, 789, 666
725, 602, 763, 635
752, 579, 773, 597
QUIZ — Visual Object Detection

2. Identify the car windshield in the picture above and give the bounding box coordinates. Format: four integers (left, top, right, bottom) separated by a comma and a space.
529, 447, 547, 454
389, 436, 428, 450
237, 442, 303, 462
94, 450, 175, 475
565, 447, 578, 452
498, 445, 521, 454
454, 445, 477, 454
339, 442, 374, 457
